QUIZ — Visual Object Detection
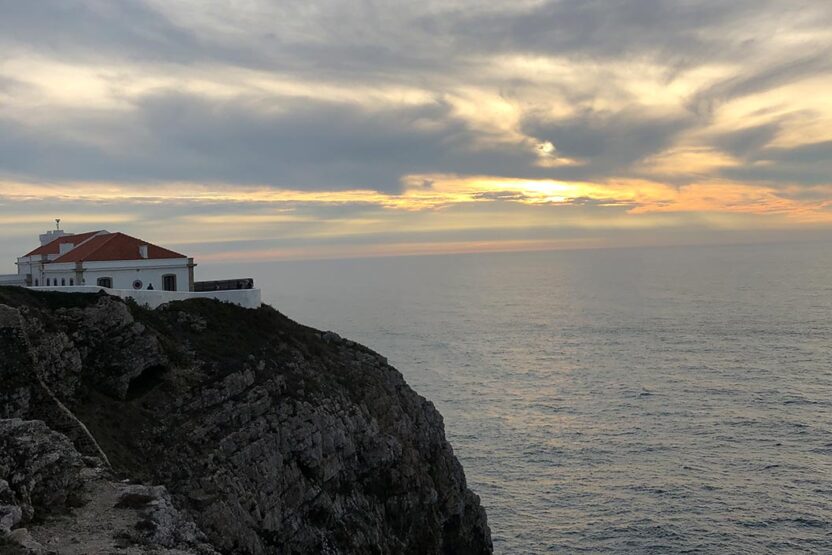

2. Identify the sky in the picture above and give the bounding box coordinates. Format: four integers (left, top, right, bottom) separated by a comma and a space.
1, 0, 831, 265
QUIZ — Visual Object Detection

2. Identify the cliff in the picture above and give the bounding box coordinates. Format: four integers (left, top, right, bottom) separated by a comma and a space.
0, 287, 491, 554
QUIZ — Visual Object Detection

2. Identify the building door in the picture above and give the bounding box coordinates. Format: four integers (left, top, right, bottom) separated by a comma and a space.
163, 274, 177, 291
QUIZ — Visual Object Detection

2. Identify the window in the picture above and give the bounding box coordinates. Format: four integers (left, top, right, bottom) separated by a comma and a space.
46, 278, 51, 286
163, 274, 177, 291
69, 278, 74, 286
61, 278, 66, 286
34, 279, 39, 286
97, 277, 113, 288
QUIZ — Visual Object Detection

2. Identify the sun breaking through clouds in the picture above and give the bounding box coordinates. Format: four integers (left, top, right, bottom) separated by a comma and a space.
1, 0, 831, 261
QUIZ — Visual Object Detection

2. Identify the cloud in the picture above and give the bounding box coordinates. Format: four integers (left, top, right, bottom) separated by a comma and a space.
687, 52, 832, 117
712, 123, 782, 159
0, 89, 554, 190
721, 140, 832, 186
0, 0, 238, 66
0, 0, 831, 264
522, 108, 696, 180
446, 0, 745, 62
1, 1, 831, 192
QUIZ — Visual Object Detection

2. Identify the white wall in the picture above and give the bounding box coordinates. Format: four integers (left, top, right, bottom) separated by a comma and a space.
39, 258, 192, 291
39, 262, 76, 287
41, 274, 77, 287
28, 286, 262, 310
0, 274, 26, 286
16, 255, 46, 285
81, 265, 190, 291
16, 259, 32, 277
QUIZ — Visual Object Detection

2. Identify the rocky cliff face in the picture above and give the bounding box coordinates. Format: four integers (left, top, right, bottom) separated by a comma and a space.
0, 287, 491, 554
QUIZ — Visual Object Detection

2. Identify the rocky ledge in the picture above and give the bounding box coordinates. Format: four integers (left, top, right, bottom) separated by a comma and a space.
0, 287, 491, 554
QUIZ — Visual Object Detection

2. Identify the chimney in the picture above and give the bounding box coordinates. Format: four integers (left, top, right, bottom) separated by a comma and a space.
39, 229, 69, 246
59, 242, 74, 255
139, 244, 149, 259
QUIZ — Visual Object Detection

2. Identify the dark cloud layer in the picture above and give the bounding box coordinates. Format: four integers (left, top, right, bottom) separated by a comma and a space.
713, 123, 783, 159
446, 0, 752, 63
522, 108, 696, 180
723, 140, 832, 186
0, 0, 221, 65
0, 0, 831, 192
0, 91, 553, 190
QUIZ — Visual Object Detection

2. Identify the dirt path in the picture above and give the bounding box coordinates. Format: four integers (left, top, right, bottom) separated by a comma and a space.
28, 470, 192, 555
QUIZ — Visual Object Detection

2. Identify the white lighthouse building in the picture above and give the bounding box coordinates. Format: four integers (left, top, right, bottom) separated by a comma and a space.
1, 223, 260, 309
17, 228, 195, 291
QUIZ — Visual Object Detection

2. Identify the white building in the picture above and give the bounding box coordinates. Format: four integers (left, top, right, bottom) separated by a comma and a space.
16, 229, 195, 291
1, 225, 261, 309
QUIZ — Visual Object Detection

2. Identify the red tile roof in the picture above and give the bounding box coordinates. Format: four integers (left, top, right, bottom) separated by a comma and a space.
23, 231, 103, 257
51, 232, 187, 263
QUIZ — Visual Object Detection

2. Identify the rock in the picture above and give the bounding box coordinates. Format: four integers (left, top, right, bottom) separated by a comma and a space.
0, 289, 492, 554
0, 504, 22, 533
321, 330, 341, 343
0, 417, 216, 554
66, 297, 169, 399
6, 528, 48, 554
0, 479, 12, 503
0, 419, 86, 524
0, 306, 35, 419
115, 484, 219, 553
115, 486, 160, 509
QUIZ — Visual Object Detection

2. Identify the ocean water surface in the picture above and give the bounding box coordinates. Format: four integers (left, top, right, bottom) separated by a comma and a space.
203, 242, 832, 553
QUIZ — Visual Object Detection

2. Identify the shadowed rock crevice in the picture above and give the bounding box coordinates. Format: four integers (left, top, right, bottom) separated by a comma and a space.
125, 365, 167, 400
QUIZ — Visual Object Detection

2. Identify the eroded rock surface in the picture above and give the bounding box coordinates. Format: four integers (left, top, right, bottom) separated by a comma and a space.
0, 419, 217, 554
0, 288, 491, 554
0, 419, 86, 528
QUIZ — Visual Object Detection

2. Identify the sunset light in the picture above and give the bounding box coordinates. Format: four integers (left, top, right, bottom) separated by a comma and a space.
1, 1, 831, 261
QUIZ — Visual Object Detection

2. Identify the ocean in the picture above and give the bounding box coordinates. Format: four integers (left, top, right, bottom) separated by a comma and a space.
202, 242, 832, 553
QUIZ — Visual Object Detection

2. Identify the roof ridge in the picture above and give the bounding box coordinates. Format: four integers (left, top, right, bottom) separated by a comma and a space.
72, 230, 109, 250
52, 233, 117, 263
22, 230, 107, 257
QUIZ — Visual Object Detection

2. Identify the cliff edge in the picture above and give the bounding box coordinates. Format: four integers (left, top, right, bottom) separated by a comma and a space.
0, 287, 491, 554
